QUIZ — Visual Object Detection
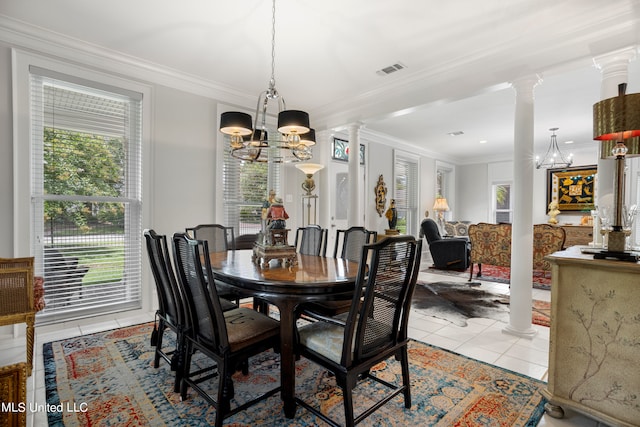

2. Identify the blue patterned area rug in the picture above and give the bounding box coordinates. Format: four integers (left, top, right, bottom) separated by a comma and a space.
44, 323, 547, 426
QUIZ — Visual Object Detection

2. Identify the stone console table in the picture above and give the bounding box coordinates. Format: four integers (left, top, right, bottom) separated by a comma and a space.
542, 246, 640, 426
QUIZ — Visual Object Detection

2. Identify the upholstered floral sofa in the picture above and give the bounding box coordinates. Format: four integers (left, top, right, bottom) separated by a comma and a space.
468, 223, 566, 280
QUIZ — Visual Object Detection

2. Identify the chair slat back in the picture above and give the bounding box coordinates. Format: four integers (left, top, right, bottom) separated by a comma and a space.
172, 233, 228, 351
333, 227, 377, 263
343, 236, 422, 365
295, 225, 327, 256
186, 224, 235, 252
144, 229, 184, 326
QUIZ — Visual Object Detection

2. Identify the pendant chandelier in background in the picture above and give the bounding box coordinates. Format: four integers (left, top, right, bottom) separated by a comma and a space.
219, 0, 315, 163
535, 127, 573, 169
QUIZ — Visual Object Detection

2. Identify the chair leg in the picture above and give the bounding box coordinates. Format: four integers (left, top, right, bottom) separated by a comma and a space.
215, 364, 232, 427
400, 348, 411, 408
180, 341, 194, 401
154, 320, 165, 368
341, 376, 356, 427
172, 331, 184, 393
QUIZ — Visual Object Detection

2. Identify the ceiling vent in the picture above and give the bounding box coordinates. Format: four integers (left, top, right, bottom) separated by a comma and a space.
376, 62, 406, 76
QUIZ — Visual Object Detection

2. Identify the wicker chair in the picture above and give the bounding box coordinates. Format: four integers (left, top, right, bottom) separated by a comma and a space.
296, 236, 422, 427
0, 257, 35, 377
172, 233, 281, 427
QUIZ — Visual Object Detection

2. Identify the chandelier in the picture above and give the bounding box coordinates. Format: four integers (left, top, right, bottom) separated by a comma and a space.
218, 0, 315, 163
535, 127, 573, 169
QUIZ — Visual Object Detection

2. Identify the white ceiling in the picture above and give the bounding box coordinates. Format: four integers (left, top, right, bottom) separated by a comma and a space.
1, 0, 639, 164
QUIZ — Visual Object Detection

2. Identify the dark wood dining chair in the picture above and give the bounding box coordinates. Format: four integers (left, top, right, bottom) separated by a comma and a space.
296, 236, 422, 427
300, 226, 377, 318
172, 232, 281, 427
144, 229, 190, 392
333, 226, 378, 262
294, 225, 327, 256
186, 224, 236, 250
186, 223, 252, 306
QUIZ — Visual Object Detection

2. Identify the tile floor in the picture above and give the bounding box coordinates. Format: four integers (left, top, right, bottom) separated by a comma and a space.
1, 271, 608, 426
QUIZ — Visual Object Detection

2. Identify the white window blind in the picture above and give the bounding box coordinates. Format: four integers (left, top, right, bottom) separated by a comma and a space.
30, 67, 143, 324
394, 154, 419, 236
223, 145, 282, 236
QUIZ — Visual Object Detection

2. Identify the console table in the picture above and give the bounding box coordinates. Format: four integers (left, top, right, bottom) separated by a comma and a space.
542, 247, 640, 426
558, 225, 592, 247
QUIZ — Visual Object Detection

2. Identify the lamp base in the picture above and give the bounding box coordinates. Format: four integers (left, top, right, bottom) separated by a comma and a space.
593, 250, 639, 262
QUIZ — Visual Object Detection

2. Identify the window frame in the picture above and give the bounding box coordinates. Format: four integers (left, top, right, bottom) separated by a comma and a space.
393, 151, 420, 237
493, 182, 513, 223
12, 49, 153, 323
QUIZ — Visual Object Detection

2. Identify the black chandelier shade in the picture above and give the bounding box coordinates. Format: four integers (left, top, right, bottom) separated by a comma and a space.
300, 128, 316, 146
277, 110, 310, 135
219, 111, 253, 136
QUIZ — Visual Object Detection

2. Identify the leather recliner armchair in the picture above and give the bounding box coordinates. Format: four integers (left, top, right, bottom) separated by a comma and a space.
420, 218, 470, 270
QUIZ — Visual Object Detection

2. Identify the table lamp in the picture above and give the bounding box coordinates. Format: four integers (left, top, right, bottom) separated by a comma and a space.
592, 83, 640, 261
433, 197, 450, 230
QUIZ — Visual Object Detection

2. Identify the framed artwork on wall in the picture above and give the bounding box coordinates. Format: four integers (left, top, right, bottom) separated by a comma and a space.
332, 138, 365, 164
546, 165, 597, 211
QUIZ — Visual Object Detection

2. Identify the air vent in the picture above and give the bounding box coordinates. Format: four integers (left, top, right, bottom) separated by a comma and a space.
376, 62, 407, 76
447, 131, 464, 136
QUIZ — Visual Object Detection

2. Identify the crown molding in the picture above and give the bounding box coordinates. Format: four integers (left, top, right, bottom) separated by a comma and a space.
0, 15, 255, 109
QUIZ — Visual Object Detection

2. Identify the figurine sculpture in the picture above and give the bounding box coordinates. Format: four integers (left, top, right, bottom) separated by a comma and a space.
385, 199, 398, 230
267, 197, 289, 231
547, 201, 560, 224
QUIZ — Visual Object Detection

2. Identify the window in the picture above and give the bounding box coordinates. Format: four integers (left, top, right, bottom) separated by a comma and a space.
394, 153, 419, 236
223, 147, 282, 236
493, 183, 512, 223
30, 67, 143, 323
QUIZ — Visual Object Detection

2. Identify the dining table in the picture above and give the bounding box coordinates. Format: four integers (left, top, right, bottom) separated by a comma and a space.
208, 249, 359, 418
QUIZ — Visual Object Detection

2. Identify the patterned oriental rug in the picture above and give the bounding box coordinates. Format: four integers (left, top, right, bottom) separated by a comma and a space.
43, 323, 547, 426
413, 281, 551, 327
427, 265, 552, 290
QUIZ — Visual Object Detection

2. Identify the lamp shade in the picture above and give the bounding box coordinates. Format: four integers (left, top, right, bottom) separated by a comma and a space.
220, 111, 252, 136
433, 197, 449, 211
295, 162, 324, 176
593, 83, 640, 141
244, 129, 268, 147
299, 128, 316, 146
277, 110, 310, 134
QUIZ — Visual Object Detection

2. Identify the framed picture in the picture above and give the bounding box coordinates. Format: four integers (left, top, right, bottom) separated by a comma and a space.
332, 138, 365, 164
546, 165, 597, 212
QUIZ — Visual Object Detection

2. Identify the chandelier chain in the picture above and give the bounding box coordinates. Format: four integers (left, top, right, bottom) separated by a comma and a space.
270, 0, 276, 90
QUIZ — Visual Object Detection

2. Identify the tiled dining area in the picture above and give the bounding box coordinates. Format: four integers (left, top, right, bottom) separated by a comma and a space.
2, 270, 605, 426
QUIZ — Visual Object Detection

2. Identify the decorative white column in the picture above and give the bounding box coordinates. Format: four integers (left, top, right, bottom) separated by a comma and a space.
504, 75, 541, 339
348, 123, 362, 227
593, 47, 636, 246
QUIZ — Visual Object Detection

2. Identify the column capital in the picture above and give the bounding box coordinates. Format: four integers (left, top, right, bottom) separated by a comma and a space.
510, 75, 542, 102
593, 46, 637, 74
348, 122, 364, 132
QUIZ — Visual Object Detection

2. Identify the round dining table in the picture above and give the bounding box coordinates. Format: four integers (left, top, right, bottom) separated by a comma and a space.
208, 249, 359, 418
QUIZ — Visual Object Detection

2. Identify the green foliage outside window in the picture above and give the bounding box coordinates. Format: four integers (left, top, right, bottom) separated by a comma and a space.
44, 127, 125, 235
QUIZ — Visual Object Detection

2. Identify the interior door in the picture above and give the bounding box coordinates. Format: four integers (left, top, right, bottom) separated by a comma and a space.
328, 161, 366, 255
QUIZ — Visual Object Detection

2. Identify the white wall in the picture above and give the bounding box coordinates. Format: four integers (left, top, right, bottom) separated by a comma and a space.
151, 85, 218, 235
0, 42, 14, 255
457, 163, 489, 223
